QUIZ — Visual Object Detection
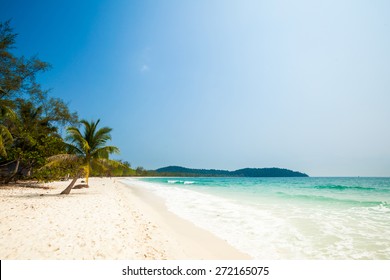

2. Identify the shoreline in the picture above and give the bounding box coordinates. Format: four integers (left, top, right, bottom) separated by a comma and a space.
0, 177, 249, 260
119, 178, 250, 259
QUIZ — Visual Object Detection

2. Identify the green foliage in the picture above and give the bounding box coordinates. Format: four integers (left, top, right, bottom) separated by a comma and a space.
0, 21, 50, 101
36, 153, 81, 182
154, 166, 309, 177
4, 99, 69, 163
0, 21, 78, 182
0, 21, 134, 183
135, 166, 148, 176
90, 160, 136, 177
66, 119, 120, 160
0, 123, 12, 157
46, 119, 121, 184
94, 159, 135, 176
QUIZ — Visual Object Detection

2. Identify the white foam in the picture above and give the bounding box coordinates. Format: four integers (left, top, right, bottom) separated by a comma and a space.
369, 202, 390, 213
167, 180, 179, 184
123, 179, 313, 258
122, 178, 390, 259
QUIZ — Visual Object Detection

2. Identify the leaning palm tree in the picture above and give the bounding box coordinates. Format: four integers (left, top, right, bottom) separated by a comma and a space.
46, 119, 120, 194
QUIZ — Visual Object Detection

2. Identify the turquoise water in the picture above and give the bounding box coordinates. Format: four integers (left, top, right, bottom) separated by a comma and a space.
124, 177, 390, 259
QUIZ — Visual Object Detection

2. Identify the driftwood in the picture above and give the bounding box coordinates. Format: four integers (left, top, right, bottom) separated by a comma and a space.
73, 184, 89, 189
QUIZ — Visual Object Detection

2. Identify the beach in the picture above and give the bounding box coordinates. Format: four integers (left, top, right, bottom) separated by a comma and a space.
2, 176, 389, 260
0, 177, 249, 260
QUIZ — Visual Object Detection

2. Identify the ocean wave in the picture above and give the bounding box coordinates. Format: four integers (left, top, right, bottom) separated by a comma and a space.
167, 180, 195, 185
275, 191, 383, 206
167, 180, 180, 184
312, 185, 375, 191
124, 178, 390, 259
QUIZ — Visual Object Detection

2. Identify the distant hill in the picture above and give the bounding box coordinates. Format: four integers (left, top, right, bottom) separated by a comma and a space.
154, 166, 308, 177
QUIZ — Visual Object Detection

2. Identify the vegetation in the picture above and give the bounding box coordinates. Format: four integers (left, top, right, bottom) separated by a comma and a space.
0, 20, 134, 190
92, 160, 136, 177
0, 20, 308, 193
0, 20, 78, 183
45, 119, 123, 194
154, 166, 309, 177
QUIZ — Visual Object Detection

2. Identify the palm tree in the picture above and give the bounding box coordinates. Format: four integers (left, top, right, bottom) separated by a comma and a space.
0, 100, 15, 157
2, 101, 58, 183
0, 122, 12, 157
46, 119, 120, 194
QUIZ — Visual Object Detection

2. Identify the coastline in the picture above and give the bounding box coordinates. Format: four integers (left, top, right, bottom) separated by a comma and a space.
0, 177, 249, 260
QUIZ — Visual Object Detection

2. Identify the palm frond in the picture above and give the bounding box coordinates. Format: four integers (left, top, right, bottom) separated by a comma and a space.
0, 124, 13, 142
93, 127, 112, 143
90, 131, 112, 150
93, 158, 126, 170
0, 137, 6, 157
50, 119, 120, 179
0, 102, 17, 120
0, 124, 13, 157
80, 119, 100, 145
91, 146, 120, 159
66, 126, 90, 152
65, 142, 85, 156
43, 154, 80, 168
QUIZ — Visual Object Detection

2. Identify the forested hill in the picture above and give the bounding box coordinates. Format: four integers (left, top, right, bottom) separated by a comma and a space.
154, 166, 309, 177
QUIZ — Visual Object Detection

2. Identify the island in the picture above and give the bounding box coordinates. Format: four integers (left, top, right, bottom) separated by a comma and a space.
153, 166, 309, 177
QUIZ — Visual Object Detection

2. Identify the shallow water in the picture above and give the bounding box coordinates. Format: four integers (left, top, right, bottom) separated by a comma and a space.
123, 177, 390, 259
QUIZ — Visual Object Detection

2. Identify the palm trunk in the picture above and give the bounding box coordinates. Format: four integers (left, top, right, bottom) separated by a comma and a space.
4, 159, 20, 184
60, 173, 80, 195
85, 166, 90, 186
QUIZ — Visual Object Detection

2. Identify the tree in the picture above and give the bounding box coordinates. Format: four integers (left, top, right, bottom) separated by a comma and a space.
0, 20, 50, 101
136, 166, 147, 176
1, 99, 75, 183
46, 119, 120, 194
0, 21, 78, 182
0, 100, 14, 157
97, 159, 135, 176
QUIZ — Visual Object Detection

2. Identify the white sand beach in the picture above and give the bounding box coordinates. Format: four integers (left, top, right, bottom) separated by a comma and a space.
0, 177, 249, 260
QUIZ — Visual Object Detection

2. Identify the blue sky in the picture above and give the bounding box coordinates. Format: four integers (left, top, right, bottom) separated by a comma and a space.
1, 0, 390, 176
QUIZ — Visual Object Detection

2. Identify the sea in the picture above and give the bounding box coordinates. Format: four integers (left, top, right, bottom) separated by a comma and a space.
122, 177, 390, 259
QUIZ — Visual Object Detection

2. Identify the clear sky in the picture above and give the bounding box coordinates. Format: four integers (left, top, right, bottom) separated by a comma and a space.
1, 0, 390, 176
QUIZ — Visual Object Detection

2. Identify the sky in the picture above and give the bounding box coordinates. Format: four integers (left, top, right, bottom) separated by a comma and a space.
1, 0, 390, 176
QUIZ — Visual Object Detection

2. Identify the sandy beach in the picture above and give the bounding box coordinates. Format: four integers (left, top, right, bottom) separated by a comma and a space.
0, 177, 249, 260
